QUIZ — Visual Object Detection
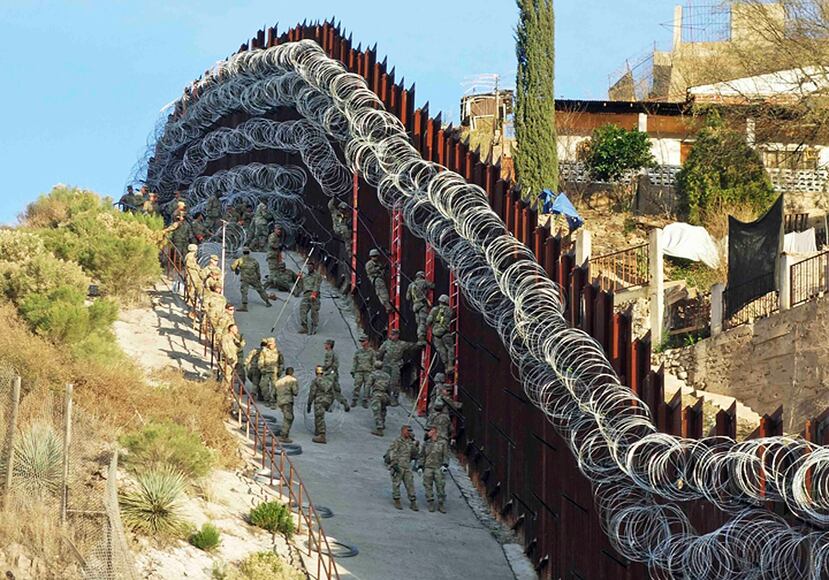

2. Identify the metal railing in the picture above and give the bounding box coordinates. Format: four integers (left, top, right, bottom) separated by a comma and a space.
791, 250, 829, 308
668, 292, 711, 337
723, 273, 779, 330
589, 242, 649, 292
160, 245, 340, 580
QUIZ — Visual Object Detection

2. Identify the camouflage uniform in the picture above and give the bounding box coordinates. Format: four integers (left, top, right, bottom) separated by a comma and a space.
378, 336, 422, 405
367, 362, 391, 434
252, 203, 271, 250
234, 333, 246, 383
171, 203, 187, 222
268, 263, 297, 291
273, 374, 299, 440
351, 343, 377, 405
419, 438, 450, 511
220, 331, 239, 384
426, 409, 452, 443
230, 253, 271, 308
214, 307, 236, 346
204, 277, 226, 328
142, 196, 160, 216
168, 219, 193, 259
205, 194, 222, 230
184, 247, 201, 305
427, 301, 455, 373
329, 198, 352, 261
406, 274, 434, 341
384, 435, 419, 506
322, 347, 339, 392
245, 345, 263, 399
298, 269, 323, 334
198, 261, 221, 303
365, 256, 392, 312
266, 229, 285, 279
307, 374, 349, 437
258, 343, 283, 404
191, 217, 208, 242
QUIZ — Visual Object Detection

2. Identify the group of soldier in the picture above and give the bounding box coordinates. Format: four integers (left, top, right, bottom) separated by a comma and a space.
162, 189, 461, 515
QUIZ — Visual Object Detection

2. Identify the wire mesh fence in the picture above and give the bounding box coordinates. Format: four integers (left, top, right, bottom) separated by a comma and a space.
0, 371, 137, 579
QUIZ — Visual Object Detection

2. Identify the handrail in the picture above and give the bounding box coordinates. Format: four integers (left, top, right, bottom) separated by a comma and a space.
790, 250, 829, 308
160, 243, 339, 580
589, 242, 649, 292
722, 271, 778, 330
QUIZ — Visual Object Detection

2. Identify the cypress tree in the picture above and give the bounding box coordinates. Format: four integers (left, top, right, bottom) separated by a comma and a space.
514, 0, 558, 201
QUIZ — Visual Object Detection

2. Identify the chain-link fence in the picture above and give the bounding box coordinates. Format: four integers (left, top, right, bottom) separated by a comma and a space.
0, 370, 137, 579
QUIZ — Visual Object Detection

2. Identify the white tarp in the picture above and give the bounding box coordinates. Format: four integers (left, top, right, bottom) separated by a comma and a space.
662, 222, 721, 269
784, 228, 817, 255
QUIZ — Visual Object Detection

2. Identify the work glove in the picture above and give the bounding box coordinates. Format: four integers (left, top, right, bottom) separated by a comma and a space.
416, 467, 423, 476
344, 403, 351, 412
311, 291, 319, 301
440, 465, 448, 474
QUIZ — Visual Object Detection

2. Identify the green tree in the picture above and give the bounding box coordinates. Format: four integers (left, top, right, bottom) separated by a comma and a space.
514, 0, 558, 202
581, 124, 655, 182
677, 113, 775, 224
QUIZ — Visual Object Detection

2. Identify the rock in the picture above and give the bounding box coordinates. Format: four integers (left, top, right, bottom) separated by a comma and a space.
678, 371, 688, 380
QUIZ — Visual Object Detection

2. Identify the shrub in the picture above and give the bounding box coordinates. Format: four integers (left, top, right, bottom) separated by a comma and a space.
119, 467, 188, 537
119, 420, 215, 480
676, 113, 775, 224
189, 523, 222, 552
248, 501, 295, 537
236, 551, 303, 580
580, 124, 655, 182
10, 423, 63, 497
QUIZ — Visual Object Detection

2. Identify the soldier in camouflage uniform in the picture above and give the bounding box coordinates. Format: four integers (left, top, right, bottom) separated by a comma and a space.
384, 425, 420, 511
220, 324, 240, 386
273, 367, 299, 442
367, 359, 391, 436
119, 186, 140, 212
306, 365, 350, 444
171, 199, 187, 222
258, 337, 283, 406
366, 249, 392, 313
252, 202, 271, 250
205, 192, 222, 231
426, 294, 455, 373
322, 339, 339, 393
198, 255, 221, 304
266, 225, 285, 279
426, 399, 453, 444
143, 192, 160, 216
204, 271, 226, 329
214, 303, 236, 346
378, 328, 424, 406
418, 426, 450, 513
183, 244, 201, 310
406, 271, 434, 341
297, 262, 323, 334
351, 334, 376, 407
245, 339, 268, 400
268, 261, 298, 291
230, 248, 272, 311
328, 198, 352, 261
167, 214, 193, 260
191, 213, 208, 243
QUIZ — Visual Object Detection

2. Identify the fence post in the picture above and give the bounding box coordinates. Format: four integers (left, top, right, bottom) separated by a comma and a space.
60, 383, 74, 526
648, 228, 665, 346
575, 228, 592, 268
2, 376, 21, 509
711, 283, 725, 337
779, 253, 793, 311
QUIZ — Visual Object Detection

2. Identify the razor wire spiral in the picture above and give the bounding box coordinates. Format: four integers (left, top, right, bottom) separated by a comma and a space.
140, 39, 829, 577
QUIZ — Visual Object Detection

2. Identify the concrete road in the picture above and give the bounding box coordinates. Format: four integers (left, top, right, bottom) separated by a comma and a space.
223, 252, 518, 580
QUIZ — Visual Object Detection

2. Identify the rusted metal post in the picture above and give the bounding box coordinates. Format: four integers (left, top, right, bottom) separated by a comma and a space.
2, 376, 21, 509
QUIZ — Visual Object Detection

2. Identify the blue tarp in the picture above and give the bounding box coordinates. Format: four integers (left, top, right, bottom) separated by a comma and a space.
540, 190, 583, 230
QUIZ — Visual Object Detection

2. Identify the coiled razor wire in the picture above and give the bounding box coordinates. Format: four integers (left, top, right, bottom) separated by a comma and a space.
138, 39, 829, 578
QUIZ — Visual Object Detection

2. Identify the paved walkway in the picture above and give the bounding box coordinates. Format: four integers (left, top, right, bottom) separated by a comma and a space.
221, 252, 522, 580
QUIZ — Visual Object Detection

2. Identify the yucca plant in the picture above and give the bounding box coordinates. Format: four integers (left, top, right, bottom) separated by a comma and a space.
119, 467, 188, 537
12, 422, 63, 497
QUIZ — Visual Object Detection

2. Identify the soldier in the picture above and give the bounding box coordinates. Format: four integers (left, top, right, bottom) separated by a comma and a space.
204, 271, 227, 330
366, 249, 392, 312
230, 247, 272, 311
171, 197, 187, 222
426, 399, 453, 444
183, 243, 201, 309
205, 191, 222, 231
426, 294, 455, 373
367, 359, 391, 436
384, 425, 420, 511
322, 339, 339, 393
406, 271, 434, 341
268, 261, 298, 291
297, 262, 323, 335
328, 198, 352, 260
266, 224, 285, 279
214, 303, 236, 346
191, 212, 208, 243
166, 214, 193, 260
143, 192, 160, 216
245, 339, 268, 400
234, 329, 246, 383
418, 427, 450, 513
306, 365, 350, 444
119, 185, 139, 212
198, 254, 221, 304
429, 381, 462, 418
273, 367, 299, 442
377, 329, 424, 406
252, 201, 271, 250
351, 334, 376, 407
220, 324, 240, 386
258, 337, 283, 406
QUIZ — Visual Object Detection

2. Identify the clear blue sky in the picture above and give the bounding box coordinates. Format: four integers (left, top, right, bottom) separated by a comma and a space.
0, 0, 675, 223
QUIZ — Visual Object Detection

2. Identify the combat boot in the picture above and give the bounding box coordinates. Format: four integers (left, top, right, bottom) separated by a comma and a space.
371, 428, 384, 437
238, 304, 248, 312
410, 500, 419, 512
265, 301, 272, 308
298, 327, 308, 334
362, 399, 368, 409
393, 498, 402, 510
427, 500, 435, 513
438, 502, 446, 514
279, 435, 292, 443
351, 398, 358, 407
312, 434, 327, 444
